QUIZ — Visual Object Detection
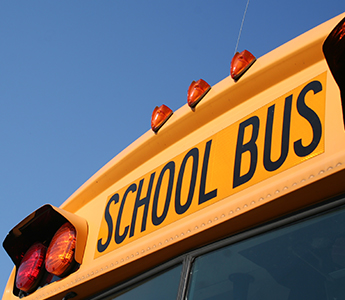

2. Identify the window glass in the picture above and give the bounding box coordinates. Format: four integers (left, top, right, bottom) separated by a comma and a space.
104, 264, 182, 300
187, 206, 345, 300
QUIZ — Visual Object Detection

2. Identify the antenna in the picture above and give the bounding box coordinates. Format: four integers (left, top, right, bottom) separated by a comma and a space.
234, 0, 250, 55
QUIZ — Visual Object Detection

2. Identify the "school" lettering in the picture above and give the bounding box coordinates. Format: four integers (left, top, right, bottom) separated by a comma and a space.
97, 140, 217, 252
96, 75, 325, 257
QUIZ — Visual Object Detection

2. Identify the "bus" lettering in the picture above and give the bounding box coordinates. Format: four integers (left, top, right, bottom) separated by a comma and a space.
233, 81, 323, 188
96, 76, 325, 257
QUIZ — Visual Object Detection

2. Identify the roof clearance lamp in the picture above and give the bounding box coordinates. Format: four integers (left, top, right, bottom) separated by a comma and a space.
230, 50, 256, 81
151, 104, 173, 133
187, 79, 211, 108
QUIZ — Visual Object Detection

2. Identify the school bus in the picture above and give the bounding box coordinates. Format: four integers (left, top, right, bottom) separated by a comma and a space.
2, 11, 345, 300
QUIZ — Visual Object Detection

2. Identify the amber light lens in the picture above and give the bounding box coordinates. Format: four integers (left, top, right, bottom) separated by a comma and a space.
151, 104, 173, 132
16, 243, 47, 292
187, 79, 211, 108
230, 50, 256, 81
45, 222, 76, 276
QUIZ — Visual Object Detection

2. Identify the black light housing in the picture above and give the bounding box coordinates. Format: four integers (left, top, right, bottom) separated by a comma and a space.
3, 205, 88, 296
323, 16, 345, 126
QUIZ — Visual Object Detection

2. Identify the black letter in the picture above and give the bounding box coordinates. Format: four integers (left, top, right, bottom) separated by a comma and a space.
294, 81, 323, 157
199, 140, 218, 204
115, 184, 136, 244
97, 193, 119, 252
263, 95, 292, 171
152, 161, 175, 226
233, 116, 259, 188
175, 148, 199, 214
294, 81, 322, 157
130, 173, 155, 237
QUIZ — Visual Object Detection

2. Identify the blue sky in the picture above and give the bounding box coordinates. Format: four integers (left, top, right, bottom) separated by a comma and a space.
0, 1, 344, 295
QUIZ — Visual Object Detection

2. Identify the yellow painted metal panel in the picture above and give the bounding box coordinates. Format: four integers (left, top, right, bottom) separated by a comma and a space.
96, 73, 326, 258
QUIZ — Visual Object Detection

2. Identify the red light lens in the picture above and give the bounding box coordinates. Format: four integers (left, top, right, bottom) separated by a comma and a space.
16, 243, 47, 292
45, 222, 76, 276
230, 50, 256, 81
187, 79, 211, 108
151, 104, 173, 132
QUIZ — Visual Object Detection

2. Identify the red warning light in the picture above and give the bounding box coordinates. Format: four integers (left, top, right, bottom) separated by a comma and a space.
187, 79, 211, 108
230, 50, 256, 81
16, 243, 47, 293
151, 104, 173, 132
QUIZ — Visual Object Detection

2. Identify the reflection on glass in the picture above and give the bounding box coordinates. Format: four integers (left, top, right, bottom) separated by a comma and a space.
187, 206, 345, 300
105, 264, 182, 300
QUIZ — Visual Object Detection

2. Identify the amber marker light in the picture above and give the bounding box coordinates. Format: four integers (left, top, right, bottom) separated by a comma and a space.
187, 79, 211, 108
151, 104, 173, 133
16, 243, 47, 292
45, 222, 77, 277
230, 50, 256, 81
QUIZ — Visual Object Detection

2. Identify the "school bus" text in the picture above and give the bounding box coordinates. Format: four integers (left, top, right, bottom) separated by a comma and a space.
96, 73, 325, 257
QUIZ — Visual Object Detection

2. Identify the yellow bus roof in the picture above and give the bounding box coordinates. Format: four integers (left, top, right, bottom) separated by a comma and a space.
3, 11, 345, 300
